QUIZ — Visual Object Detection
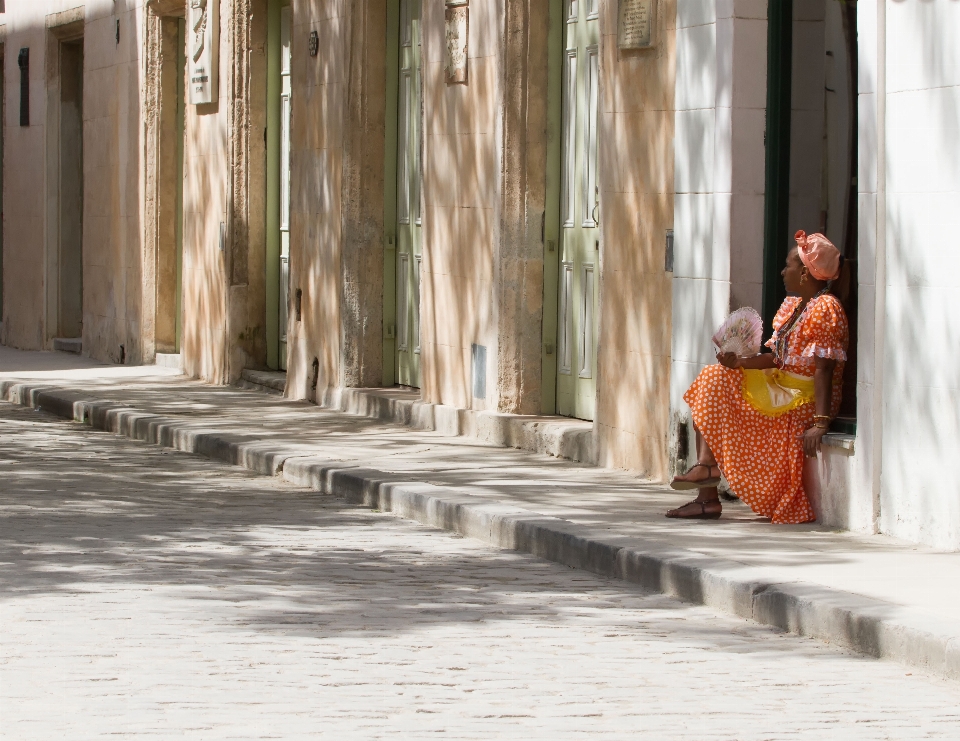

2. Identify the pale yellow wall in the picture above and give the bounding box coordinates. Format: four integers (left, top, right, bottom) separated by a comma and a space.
594, 0, 676, 478
0, 1, 146, 363
421, 0, 499, 410
179, 3, 229, 382
83, 3, 144, 363
2, 13, 45, 349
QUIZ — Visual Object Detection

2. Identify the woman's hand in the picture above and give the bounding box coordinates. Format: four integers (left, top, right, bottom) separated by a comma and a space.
801, 425, 827, 458
716, 351, 741, 369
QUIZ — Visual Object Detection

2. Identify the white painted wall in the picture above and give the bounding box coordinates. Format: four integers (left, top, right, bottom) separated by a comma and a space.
878, 0, 960, 549
670, 0, 767, 470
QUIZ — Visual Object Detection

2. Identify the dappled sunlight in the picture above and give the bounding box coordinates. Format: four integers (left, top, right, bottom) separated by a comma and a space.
872, 1, 960, 548
0, 403, 843, 652
594, 1, 676, 477
5, 360, 960, 624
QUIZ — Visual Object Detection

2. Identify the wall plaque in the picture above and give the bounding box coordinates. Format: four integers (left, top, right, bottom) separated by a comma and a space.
444, 5, 468, 84
188, 0, 219, 105
618, 0, 655, 49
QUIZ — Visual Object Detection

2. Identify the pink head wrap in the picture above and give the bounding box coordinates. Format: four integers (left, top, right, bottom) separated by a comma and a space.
794, 230, 841, 281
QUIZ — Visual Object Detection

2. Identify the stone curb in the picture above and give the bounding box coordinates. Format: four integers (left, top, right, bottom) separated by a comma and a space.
3, 379, 958, 682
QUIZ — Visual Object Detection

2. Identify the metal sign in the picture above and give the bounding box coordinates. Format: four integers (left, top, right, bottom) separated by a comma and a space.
188, 0, 219, 105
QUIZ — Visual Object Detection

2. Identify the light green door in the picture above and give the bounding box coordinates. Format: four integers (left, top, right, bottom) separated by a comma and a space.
395, 0, 422, 388
278, 6, 292, 370
556, 0, 600, 420
266, 1, 291, 370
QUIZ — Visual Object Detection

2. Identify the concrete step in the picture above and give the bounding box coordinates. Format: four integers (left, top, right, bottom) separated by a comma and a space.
325, 387, 596, 466
155, 353, 182, 370
238, 368, 287, 395
52, 338, 82, 354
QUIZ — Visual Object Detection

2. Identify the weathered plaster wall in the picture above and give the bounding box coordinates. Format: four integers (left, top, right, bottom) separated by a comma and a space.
2, 5, 46, 349
420, 0, 501, 411
177, 0, 267, 384
285, 0, 350, 400
83, 1, 144, 364
179, 1, 229, 381
2, 1, 145, 360
594, 0, 676, 477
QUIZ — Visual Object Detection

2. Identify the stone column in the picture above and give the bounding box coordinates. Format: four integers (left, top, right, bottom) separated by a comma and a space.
339, 0, 387, 389
496, 0, 551, 414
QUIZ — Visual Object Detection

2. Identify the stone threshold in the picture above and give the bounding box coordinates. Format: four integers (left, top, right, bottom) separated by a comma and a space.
52, 338, 82, 354
238, 368, 287, 395
2, 376, 957, 683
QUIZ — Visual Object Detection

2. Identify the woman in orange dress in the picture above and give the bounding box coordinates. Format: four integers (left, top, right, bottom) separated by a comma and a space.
666, 231, 849, 523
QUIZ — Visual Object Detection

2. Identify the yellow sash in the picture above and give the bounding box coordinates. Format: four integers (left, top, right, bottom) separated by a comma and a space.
741, 368, 815, 417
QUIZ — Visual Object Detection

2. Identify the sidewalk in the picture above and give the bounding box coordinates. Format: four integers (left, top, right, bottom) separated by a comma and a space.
2, 346, 959, 681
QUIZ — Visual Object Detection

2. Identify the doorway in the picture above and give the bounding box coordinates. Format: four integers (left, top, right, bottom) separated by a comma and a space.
394, 0, 423, 388
266, 0, 291, 370
762, 0, 858, 424
155, 16, 186, 355
58, 38, 84, 340
554, 0, 600, 420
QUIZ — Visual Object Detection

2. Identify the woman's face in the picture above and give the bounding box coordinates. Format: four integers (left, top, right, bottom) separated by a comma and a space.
782, 248, 806, 294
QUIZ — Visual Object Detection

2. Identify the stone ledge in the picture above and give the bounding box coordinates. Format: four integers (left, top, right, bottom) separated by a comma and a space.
324, 386, 597, 466
52, 338, 82, 354
238, 368, 287, 395
823, 432, 855, 452
155, 353, 182, 370
4, 378, 960, 684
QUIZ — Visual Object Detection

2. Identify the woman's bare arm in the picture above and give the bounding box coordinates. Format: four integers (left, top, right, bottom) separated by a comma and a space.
717, 351, 777, 370
802, 357, 837, 457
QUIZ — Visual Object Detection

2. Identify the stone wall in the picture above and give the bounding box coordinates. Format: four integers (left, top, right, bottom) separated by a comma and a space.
1, 1, 146, 363
420, 0, 502, 411
285, 0, 350, 400
594, 0, 677, 477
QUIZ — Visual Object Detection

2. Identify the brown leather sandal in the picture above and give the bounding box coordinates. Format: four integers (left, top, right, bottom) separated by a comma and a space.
670, 463, 722, 491
665, 499, 722, 520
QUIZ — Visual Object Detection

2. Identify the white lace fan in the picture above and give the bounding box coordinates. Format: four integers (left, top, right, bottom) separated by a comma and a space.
712, 307, 763, 358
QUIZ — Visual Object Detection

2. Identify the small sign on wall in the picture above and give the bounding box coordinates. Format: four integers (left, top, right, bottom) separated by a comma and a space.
445, 1, 468, 84
188, 0, 219, 105
618, 0, 656, 50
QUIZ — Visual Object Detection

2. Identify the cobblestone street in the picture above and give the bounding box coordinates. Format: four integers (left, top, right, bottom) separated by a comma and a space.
2, 402, 960, 740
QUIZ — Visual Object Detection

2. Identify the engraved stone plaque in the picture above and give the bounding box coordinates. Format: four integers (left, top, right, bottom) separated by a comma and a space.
618, 0, 655, 50
188, 0, 219, 105
444, 5, 468, 84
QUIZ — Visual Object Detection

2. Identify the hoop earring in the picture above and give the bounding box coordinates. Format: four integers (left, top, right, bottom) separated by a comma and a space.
800, 269, 808, 285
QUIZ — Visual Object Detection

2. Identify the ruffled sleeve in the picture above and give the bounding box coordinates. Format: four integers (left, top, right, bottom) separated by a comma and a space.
764, 297, 800, 351
799, 295, 849, 361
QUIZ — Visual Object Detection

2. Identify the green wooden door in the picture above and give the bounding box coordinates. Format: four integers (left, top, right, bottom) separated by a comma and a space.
556, 0, 600, 420
395, 0, 423, 388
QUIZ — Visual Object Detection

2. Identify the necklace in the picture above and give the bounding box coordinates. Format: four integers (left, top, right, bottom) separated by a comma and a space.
772, 289, 829, 365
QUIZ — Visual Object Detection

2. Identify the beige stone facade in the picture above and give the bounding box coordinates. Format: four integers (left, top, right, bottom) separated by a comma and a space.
10, 0, 957, 551
0, 0, 680, 482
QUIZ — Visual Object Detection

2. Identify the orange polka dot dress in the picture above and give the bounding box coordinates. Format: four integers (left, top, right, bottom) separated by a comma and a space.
683, 294, 849, 524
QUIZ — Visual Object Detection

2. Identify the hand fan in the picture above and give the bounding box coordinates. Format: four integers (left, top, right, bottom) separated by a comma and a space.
712, 307, 763, 358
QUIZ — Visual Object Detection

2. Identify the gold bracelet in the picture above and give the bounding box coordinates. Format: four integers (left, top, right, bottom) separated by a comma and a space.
813, 421, 830, 429
813, 415, 831, 422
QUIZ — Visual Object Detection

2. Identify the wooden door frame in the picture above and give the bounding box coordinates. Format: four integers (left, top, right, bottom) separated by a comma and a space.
540, 0, 563, 414
43, 11, 85, 345
381, 0, 401, 387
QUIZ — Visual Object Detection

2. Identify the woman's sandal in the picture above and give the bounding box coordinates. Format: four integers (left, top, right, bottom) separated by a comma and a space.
669, 463, 722, 491
665, 500, 722, 520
